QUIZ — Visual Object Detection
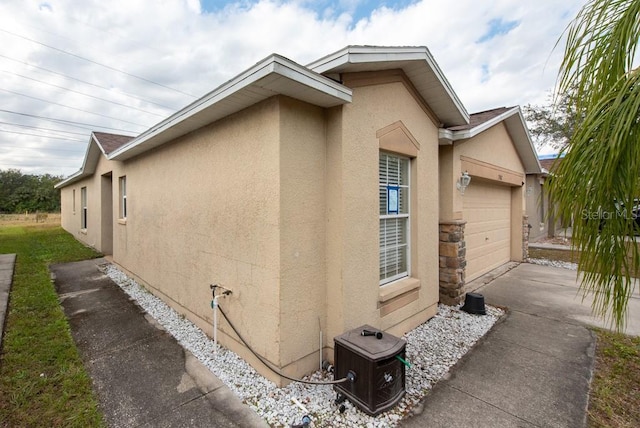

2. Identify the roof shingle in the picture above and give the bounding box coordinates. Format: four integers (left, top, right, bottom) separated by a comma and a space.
446, 107, 513, 131
93, 132, 134, 155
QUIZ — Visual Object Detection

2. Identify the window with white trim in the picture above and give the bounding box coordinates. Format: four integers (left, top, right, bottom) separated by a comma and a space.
119, 176, 127, 219
80, 187, 87, 229
379, 152, 410, 285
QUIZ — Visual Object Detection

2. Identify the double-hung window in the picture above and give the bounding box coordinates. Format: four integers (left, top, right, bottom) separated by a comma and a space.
379, 152, 410, 285
80, 187, 87, 229
119, 176, 127, 219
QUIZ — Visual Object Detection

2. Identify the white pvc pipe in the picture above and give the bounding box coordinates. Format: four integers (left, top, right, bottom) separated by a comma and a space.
291, 396, 309, 414
319, 330, 323, 372
213, 295, 219, 354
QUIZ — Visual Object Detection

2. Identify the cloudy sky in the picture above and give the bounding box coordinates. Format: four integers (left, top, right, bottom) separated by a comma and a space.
0, 0, 586, 177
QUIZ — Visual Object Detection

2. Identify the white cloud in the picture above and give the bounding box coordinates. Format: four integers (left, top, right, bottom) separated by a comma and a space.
0, 0, 584, 176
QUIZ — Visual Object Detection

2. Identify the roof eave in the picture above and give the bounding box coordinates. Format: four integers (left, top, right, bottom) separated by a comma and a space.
109, 54, 352, 161
54, 169, 83, 189
504, 107, 543, 174
55, 134, 104, 188
441, 107, 542, 174
307, 45, 469, 127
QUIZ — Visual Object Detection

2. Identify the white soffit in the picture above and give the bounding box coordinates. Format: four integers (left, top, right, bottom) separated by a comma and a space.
109, 55, 352, 161
307, 45, 469, 127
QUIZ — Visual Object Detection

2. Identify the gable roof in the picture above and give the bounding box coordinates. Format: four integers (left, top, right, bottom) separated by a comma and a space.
93, 132, 134, 155
58, 45, 526, 188
439, 106, 542, 174
54, 132, 134, 188
446, 107, 512, 131
307, 45, 469, 127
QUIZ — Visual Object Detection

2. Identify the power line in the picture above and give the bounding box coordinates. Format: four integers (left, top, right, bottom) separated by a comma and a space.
0, 142, 85, 152
1, 69, 168, 117
0, 28, 198, 99
0, 87, 150, 128
0, 129, 85, 142
0, 109, 138, 134
0, 121, 89, 137
0, 54, 181, 110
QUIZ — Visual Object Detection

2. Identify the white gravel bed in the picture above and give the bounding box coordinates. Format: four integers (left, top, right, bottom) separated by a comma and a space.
528, 258, 578, 270
102, 264, 503, 427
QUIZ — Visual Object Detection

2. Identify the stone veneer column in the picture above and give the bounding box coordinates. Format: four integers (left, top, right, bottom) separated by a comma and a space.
439, 220, 467, 306
522, 214, 530, 260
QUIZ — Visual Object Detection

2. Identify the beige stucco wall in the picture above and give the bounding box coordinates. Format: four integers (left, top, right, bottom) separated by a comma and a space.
112, 98, 284, 382
325, 76, 440, 352
60, 153, 124, 254
525, 174, 548, 240
60, 76, 442, 385
439, 121, 526, 268
438, 145, 456, 221
457, 123, 524, 173
277, 97, 327, 375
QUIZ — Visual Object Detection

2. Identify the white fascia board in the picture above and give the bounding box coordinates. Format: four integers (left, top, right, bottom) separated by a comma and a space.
441, 107, 521, 142
91, 132, 108, 157
55, 135, 101, 188
108, 55, 351, 161
55, 169, 83, 189
418, 48, 469, 124
508, 107, 543, 174
308, 45, 426, 72
308, 45, 469, 124
442, 106, 543, 174
270, 58, 352, 100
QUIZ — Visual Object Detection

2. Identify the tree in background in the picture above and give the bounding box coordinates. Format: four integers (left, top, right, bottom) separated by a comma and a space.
549, 0, 640, 330
523, 91, 579, 151
0, 169, 63, 213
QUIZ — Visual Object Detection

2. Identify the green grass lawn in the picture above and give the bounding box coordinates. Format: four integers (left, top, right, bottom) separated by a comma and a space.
588, 329, 640, 427
0, 224, 104, 427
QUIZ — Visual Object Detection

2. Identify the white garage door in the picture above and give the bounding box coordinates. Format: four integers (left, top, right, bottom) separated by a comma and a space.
463, 181, 511, 281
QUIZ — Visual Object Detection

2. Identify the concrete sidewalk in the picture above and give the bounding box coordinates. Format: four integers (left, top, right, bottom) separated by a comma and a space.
50, 258, 266, 428
0, 253, 16, 353
401, 263, 640, 428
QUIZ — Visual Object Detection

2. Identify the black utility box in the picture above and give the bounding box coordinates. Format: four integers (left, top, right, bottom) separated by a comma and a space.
334, 324, 406, 415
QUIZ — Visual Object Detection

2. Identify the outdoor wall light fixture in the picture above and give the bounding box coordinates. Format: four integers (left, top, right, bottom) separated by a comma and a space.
457, 171, 471, 195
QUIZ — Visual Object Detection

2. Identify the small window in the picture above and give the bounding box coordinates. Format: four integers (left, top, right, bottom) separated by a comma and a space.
379, 152, 410, 285
81, 187, 87, 229
539, 183, 545, 222
119, 176, 127, 219
72, 189, 76, 214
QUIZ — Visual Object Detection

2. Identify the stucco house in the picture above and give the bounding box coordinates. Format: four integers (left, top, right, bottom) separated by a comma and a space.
56, 45, 541, 385
526, 154, 569, 239
525, 170, 549, 241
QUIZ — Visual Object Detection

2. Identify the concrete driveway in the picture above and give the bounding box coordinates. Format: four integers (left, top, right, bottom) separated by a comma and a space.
483, 263, 640, 336
401, 262, 639, 428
